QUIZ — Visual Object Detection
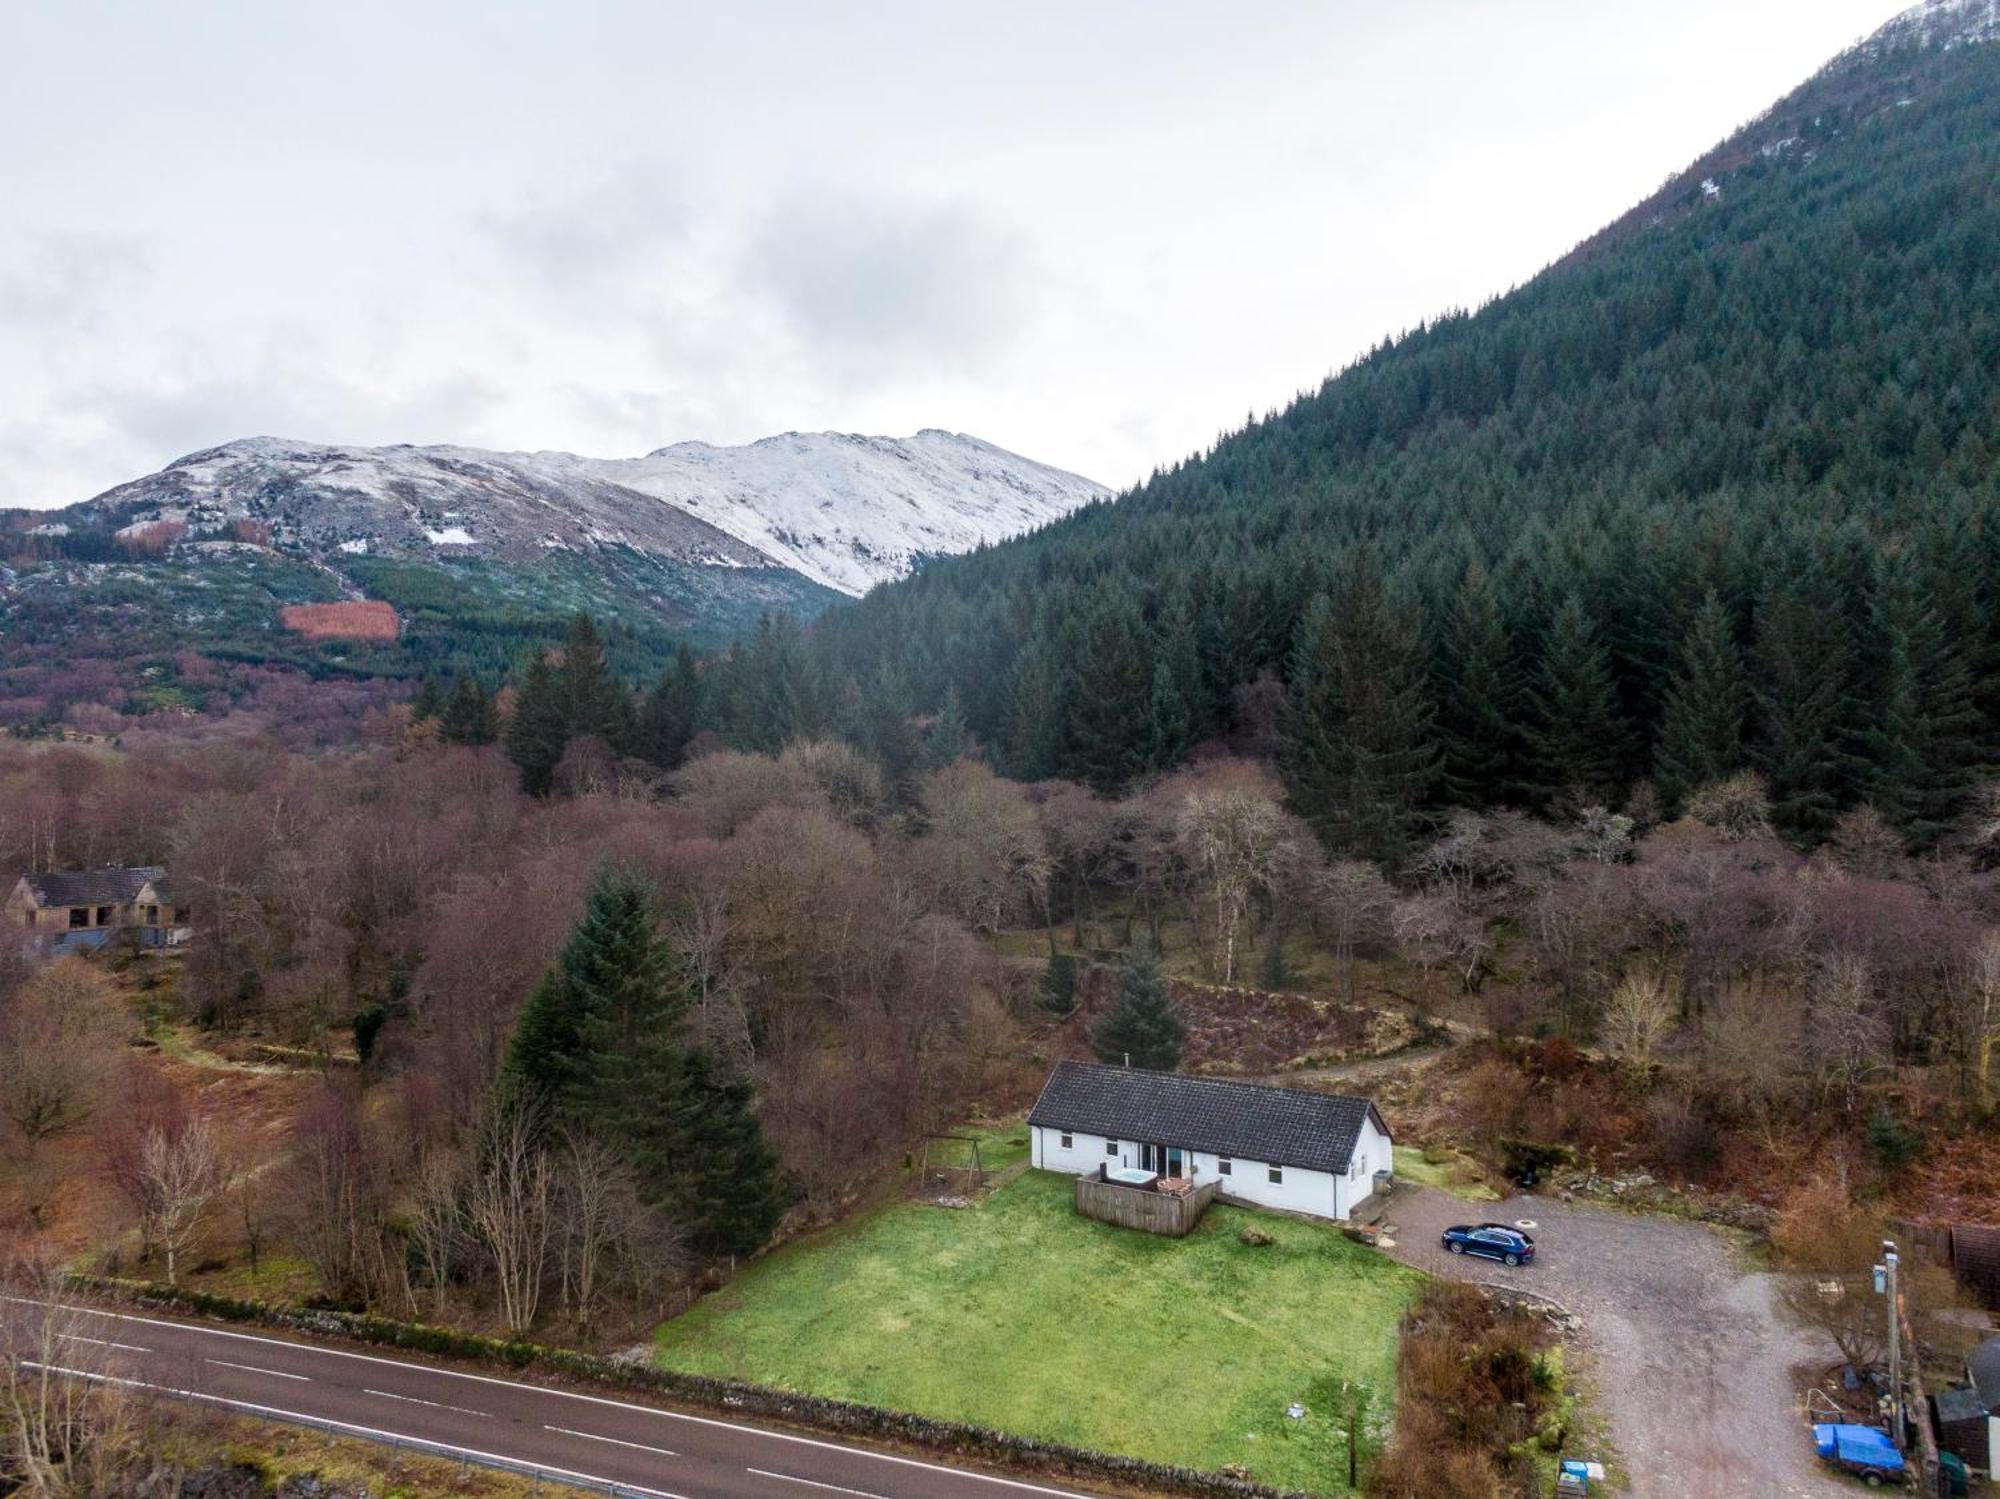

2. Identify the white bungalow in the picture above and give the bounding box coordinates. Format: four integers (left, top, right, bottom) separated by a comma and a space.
1027, 1059, 1392, 1223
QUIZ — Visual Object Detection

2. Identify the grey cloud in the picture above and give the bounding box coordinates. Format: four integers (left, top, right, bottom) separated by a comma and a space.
0, 231, 147, 331
483, 161, 688, 288
744, 194, 1037, 379
76, 364, 503, 477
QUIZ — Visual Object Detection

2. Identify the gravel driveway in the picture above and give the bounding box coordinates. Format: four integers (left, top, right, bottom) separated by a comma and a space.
1380, 1186, 1846, 1498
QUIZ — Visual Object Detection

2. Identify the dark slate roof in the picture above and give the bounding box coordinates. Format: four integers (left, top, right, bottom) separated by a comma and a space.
1973, 1336, 2000, 1411
1951, 1224, 2000, 1310
1027, 1060, 1385, 1174
1935, 1386, 1988, 1425
18, 866, 165, 907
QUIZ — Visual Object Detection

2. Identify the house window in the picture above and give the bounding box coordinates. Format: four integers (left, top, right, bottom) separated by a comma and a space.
143, 905, 159, 925
1059, 1132, 1073, 1149
1218, 1158, 1232, 1176
95, 905, 113, 927
1268, 1165, 1284, 1185
67, 908, 87, 929
1105, 1140, 1118, 1156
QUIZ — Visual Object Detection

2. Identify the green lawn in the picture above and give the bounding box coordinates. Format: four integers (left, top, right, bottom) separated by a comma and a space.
949, 1115, 1031, 1174
654, 1170, 1423, 1491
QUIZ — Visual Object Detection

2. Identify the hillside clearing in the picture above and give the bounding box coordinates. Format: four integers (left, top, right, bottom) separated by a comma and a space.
653, 1168, 1422, 1491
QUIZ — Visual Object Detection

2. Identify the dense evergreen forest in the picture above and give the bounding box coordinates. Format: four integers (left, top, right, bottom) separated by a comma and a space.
759, 25, 2000, 858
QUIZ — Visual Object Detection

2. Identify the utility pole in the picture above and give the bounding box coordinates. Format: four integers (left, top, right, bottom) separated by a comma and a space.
1879, 1240, 1902, 1441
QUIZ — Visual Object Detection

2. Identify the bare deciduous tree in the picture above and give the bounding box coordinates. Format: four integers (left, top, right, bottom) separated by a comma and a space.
468, 1092, 554, 1336
914, 760, 1050, 939
1601, 970, 1678, 1068
1683, 771, 1775, 841
407, 1145, 465, 1318
1961, 929, 2000, 1105
1311, 859, 1393, 1004
277, 1081, 388, 1306
1527, 863, 1639, 1035
0, 1257, 142, 1493
1174, 780, 1294, 984
1805, 955, 1889, 1116
1391, 890, 1492, 1004
0, 960, 123, 1158
139, 1117, 223, 1287
555, 1129, 631, 1338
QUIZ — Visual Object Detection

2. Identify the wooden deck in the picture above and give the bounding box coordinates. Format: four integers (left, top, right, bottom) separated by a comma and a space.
1074, 1175, 1220, 1236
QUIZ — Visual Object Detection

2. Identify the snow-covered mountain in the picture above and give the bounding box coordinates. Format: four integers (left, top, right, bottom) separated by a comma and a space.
1863, 0, 1998, 56
71, 429, 1108, 597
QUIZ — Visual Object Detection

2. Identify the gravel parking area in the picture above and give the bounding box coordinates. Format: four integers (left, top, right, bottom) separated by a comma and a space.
1381, 1186, 1846, 1498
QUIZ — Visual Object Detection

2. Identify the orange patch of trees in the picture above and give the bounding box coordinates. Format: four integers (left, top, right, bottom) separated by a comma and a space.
279, 600, 400, 641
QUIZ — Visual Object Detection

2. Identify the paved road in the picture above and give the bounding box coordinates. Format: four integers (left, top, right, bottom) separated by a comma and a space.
1381, 1187, 1845, 1499
3, 1300, 1095, 1499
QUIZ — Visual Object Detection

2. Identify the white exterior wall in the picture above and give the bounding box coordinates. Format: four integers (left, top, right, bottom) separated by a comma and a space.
1033, 1123, 1122, 1176
1335, 1113, 1394, 1218
1031, 1125, 1343, 1220
1211, 1152, 1339, 1218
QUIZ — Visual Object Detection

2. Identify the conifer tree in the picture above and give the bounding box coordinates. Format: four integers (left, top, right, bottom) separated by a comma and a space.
1526, 596, 1628, 807
1654, 590, 1749, 811
504, 865, 679, 1105
1144, 657, 1192, 772
1279, 553, 1440, 865
1154, 591, 1212, 745
1752, 567, 1857, 844
610, 1045, 791, 1258
411, 675, 445, 724
923, 684, 970, 769
1004, 645, 1067, 782
732, 613, 817, 752
562, 614, 633, 751
1862, 559, 1984, 849
636, 645, 702, 771
1434, 562, 1530, 806
1091, 947, 1186, 1072
441, 675, 498, 746
503, 865, 790, 1257
838, 663, 920, 795
1063, 594, 1153, 791
505, 651, 571, 797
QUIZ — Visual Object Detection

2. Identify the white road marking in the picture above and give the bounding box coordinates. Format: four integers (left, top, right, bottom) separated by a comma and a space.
8, 1301, 1090, 1496
207, 1358, 311, 1381
56, 1332, 150, 1353
546, 1425, 680, 1458
747, 1468, 891, 1498
364, 1387, 490, 1418
19, 1361, 693, 1499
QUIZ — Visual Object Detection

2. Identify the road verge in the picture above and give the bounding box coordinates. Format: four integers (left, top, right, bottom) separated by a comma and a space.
64, 1275, 1321, 1499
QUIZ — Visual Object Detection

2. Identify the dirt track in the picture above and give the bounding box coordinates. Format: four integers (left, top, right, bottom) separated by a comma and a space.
1381, 1186, 1847, 1499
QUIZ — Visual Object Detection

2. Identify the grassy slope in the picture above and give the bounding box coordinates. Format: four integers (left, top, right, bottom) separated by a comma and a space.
1391, 1144, 1499, 1202
654, 1169, 1422, 1491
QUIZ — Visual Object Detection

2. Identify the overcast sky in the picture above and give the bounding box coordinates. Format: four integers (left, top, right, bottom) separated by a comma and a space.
1, 0, 1903, 509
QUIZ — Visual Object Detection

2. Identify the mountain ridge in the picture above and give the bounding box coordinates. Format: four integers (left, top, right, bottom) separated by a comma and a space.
57, 428, 1107, 598
812, 0, 2000, 852
1562, 0, 1997, 269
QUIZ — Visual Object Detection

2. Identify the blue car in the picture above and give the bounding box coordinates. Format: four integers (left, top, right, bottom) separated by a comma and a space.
1442, 1222, 1535, 1266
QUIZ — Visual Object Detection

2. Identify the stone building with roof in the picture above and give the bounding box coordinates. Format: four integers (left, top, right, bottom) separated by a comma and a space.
5, 866, 189, 954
